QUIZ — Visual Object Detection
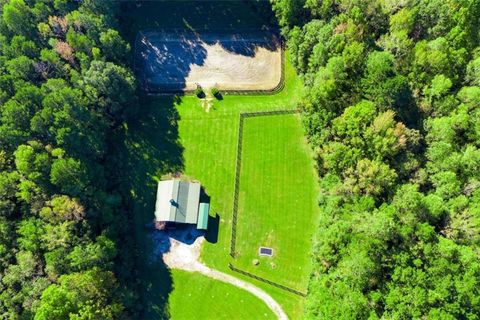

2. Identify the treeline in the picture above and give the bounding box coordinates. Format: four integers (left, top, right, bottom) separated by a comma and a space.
0, 0, 136, 318
272, 0, 480, 318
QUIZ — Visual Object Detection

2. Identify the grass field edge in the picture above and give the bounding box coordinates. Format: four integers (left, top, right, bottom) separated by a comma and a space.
229, 109, 306, 296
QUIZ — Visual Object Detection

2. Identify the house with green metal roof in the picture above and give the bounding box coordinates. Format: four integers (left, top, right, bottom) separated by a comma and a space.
154, 179, 209, 230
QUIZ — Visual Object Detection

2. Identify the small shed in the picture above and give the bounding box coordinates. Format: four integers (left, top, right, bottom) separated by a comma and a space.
154, 179, 209, 230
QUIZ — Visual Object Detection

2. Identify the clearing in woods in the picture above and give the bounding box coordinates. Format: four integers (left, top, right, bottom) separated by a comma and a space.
120, 1, 320, 319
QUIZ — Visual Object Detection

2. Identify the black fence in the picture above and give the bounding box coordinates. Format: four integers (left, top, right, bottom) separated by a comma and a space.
221, 44, 286, 96
229, 263, 307, 297
230, 108, 300, 258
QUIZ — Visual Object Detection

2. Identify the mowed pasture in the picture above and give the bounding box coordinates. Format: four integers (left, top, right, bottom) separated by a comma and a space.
169, 270, 275, 320
235, 114, 319, 291
127, 55, 310, 320
120, 1, 318, 319
173, 59, 311, 318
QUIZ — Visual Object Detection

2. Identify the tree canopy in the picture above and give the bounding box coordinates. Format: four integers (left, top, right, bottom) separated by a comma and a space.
272, 0, 480, 318
0, 0, 136, 318
1, 0, 479, 318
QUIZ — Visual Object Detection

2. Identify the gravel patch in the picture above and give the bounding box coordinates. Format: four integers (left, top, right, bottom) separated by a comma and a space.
150, 226, 288, 319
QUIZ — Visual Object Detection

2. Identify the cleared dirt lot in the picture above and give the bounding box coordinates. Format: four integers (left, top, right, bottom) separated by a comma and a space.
135, 30, 282, 93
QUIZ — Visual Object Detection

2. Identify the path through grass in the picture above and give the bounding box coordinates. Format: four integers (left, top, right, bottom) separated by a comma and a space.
128, 54, 314, 320
120, 1, 320, 318
169, 270, 276, 320
171, 58, 315, 318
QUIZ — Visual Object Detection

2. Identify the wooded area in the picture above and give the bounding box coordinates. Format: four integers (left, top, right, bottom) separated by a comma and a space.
0, 0, 137, 318
271, 0, 480, 318
1, 0, 479, 318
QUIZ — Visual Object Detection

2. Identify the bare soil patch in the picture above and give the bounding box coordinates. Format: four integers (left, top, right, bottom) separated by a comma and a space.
135, 30, 282, 93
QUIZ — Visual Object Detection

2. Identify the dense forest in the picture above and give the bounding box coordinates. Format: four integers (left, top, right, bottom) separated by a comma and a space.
271, 0, 480, 318
0, 0, 136, 318
1, 0, 480, 318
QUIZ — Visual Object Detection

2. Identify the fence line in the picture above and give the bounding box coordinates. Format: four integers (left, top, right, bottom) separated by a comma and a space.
230, 109, 300, 258
230, 114, 244, 257
222, 44, 286, 96
228, 263, 307, 297
137, 32, 286, 96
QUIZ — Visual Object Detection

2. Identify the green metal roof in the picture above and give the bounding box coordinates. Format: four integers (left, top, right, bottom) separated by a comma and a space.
155, 180, 201, 225
197, 203, 209, 230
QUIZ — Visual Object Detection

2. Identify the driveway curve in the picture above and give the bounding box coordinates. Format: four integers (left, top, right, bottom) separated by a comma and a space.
162, 236, 288, 320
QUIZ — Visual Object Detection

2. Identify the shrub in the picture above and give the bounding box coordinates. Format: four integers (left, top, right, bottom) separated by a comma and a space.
211, 87, 220, 98
195, 86, 204, 98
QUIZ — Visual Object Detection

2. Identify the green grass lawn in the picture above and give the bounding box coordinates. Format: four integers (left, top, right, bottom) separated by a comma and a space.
235, 114, 319, 291
120, 1, 320, 319
171, 59, 316, 318
169, 270, 275, 320
127, 57, 313, 319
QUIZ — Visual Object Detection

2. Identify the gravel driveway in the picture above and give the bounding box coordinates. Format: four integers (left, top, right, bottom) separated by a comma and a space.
152, 227, 288, 320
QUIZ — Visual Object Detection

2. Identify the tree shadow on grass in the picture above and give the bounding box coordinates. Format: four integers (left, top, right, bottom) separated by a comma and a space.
135, 29, 280, 93
139, 247, 173, 320
115, 94, 185, 319
126, 95, 184, 178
